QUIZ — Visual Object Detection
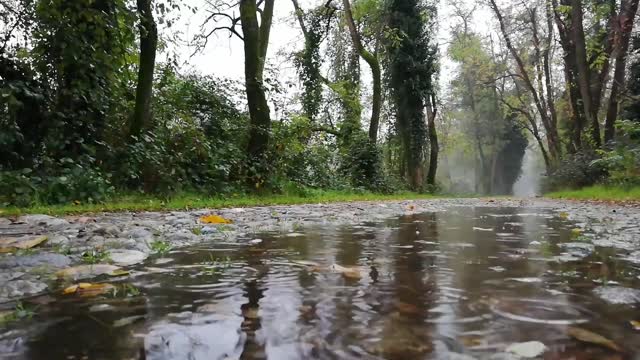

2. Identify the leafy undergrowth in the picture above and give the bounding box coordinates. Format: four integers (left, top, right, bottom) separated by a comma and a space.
0, 190, 446, 216
546, 185, 640, 201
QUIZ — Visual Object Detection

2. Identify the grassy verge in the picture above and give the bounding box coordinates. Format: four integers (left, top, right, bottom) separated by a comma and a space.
546, 185, 640, 201
0, 190, 446, 217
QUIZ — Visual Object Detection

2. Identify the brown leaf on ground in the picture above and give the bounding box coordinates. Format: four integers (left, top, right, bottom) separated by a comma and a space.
567, 326, 622, 352
0, 235, 47, 253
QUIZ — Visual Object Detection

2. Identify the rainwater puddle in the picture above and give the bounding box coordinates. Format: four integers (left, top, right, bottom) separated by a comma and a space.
3, 206, 640, 359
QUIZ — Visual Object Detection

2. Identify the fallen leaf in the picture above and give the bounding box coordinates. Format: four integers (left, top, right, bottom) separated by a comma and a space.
395, 301, 420, 315
630, 320, 640, 330
63, 282, 115, 297
570, 228, 583, 237
408, 205, 415, 211
0, 310, 14, 323
506, 341, 547, 358
0, 235, 47, 253
113, 315, 145, 328
329, 264, 362, 279
567, 326, 622, 352
200, 215, 233, 224
559, 211, 569, 220
459, 336, 483, 347
56, 264, 123, 280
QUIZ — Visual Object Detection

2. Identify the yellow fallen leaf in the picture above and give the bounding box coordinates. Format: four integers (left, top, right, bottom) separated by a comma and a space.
630, 320, 640, 330
570, 228, 582, 237
63, 284, 80, 294
559, 212, 569, 220
0, 235, 47, 253
63, 283, 114, 297
567, 326, 622, 352
200, 214, 233, 224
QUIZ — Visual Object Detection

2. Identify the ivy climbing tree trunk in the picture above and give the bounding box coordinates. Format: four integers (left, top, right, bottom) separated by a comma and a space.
130, 0, 158, 138
240, 0, 274, 186
342, 0, 382, 143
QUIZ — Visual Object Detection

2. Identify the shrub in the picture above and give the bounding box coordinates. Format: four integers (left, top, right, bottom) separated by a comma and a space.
545, 151, 607, 191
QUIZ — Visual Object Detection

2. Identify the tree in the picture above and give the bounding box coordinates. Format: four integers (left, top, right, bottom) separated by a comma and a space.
488, 0, 561, 162
200, 0, 275, 186
33, 0, 133, 160
239, 0, 275, 186
130, 0, 158, 138
342, 0, 382, 143
551, 0, 640, 147
387, 0, 438, 189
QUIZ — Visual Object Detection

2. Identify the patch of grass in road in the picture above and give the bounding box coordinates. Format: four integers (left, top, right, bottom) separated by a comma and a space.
546, 185, 640, 201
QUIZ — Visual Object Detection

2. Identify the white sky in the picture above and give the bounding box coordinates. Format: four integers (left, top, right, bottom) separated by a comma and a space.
167, 0, 494, 92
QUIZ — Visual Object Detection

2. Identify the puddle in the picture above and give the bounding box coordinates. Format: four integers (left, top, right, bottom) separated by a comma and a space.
2, 206, 640, 359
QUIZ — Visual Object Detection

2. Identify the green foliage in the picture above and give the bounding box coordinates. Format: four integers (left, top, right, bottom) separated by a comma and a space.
386, 0, 438, 189
294, 8, 325, 121
150, 240, 172, 255
340, 133, 392, 192
545, 151, 607, 191
81, 249, 111, 264
591, 120, 640, 186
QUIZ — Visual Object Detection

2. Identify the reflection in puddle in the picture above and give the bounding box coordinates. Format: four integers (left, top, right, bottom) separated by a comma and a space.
4, 206, 640, 359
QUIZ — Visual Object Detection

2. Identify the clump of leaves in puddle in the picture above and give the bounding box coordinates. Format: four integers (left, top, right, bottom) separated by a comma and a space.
150, 240, 172, 255
63, 282, 141, 299
202, 254, 232, 275
81, 249, 111, 264
0, 302, 37, 325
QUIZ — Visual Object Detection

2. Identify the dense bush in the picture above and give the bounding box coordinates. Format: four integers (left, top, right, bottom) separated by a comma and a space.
591, 120, 640, 186
544, 151, 607, 191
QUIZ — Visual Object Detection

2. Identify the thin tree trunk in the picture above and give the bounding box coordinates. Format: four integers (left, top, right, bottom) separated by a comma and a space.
342, 0, 382, 143
426, 94, 438, 187
571, 0, 601, 147
130, 0, 158, 138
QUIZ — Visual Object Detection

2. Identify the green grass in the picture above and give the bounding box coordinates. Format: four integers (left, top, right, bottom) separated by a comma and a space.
0, 190, 445, 216
546, 184, 640, 201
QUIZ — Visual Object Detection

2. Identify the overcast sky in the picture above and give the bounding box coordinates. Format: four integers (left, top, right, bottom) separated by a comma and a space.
162, 0, 496, 107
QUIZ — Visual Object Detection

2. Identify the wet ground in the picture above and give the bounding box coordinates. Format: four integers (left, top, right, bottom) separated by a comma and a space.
1, 200, 640, 359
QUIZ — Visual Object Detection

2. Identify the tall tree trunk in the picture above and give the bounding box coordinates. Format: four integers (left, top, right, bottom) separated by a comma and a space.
426, 95, 438, 187
342, 0, 382, 143
604, 0, 640, 144
130, 0, 158, 138
571, 0, 602, 147
240, 0, 274, 186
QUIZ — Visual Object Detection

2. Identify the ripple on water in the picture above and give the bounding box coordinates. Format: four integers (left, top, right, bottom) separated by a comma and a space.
489, 298, 593, 325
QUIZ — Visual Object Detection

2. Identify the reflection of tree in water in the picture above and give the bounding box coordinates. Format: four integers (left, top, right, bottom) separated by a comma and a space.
240, 246, 267, 360
25, 297, 148, 360
372, 213, 438, 358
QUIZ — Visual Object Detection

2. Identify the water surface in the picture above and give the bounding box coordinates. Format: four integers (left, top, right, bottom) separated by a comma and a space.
3, 206, 640, 359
